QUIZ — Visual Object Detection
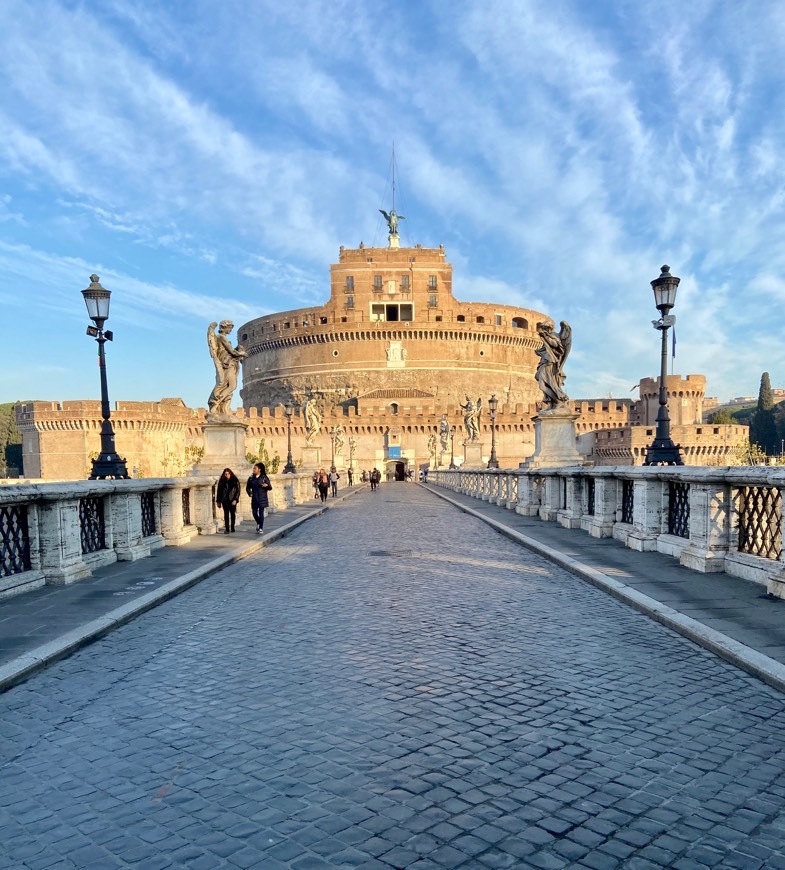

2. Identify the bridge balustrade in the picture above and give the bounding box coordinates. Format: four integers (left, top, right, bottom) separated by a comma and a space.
430, 466, 785, 599
0, 472, 314, 600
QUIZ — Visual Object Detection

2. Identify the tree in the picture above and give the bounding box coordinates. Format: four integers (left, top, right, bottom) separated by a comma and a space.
750, 372, 778, 454
0, 402, 23, 476
246, 439, 281, 474
708, 407, 735, 425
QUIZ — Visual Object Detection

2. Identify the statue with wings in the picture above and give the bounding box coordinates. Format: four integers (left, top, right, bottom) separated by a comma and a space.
535, 321, 572, 409
207, 321, 247, 419
379, 208, 405, 235
460, 395, 482, 442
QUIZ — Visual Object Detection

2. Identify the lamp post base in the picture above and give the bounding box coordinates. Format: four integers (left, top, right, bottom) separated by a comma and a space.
643, 438, 684, 466
89, 453, 129, 479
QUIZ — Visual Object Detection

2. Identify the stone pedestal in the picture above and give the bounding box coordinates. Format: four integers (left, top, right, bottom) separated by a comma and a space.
301, 444, 322, 471
194, 420, 249, 478
521, 410, 583, 469
463, 441, 486, 468
190, 419, 250, 531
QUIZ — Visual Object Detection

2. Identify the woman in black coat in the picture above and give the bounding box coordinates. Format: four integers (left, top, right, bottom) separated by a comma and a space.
246, 462, 272, 534
216, 468, 240, 534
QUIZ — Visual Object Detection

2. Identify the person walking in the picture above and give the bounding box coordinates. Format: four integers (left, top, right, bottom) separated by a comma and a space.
246, 462, 272, 534
317, 468, 329, 502
329, 467, 340, 497
312, 470, 319, 499
370, 467, 380, 491
216, 467, 240, 534
347, 467, 354, 486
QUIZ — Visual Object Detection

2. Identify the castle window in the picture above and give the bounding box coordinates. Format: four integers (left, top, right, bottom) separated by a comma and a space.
320, 316, 328, 324
401, 275, 410, 290
457, 315, 465, 322
374, 275, 382, 290
386, 304, 399, 322
371, 303, 384, 322
495, 315, 502, 326
400, 304, 413, 321
390, 403, 399, 415
345, 276, 354, 290
435, 315, 443, 321
346, 296, 355, 308
476, 316, 485, 324
428, 295, 438, 308
428, 275, 437, 289
241, 333, 248, 341
284, 322, 290, 329
340, 317, 347, 322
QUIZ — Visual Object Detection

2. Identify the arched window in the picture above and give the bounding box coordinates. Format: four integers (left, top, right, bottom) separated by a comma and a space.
390, 403, 399, 415
476, 315, 485, 324
511, 317, 528, 330
456, 315, 465, 322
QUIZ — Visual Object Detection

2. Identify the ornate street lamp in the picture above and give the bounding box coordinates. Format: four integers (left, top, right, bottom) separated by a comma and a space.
449, 425, 457, 469
487, 394, 499, 468
82, 275, 129, 479
330, 426, 336, 470
283, 403, 297, 473
644, 265, 683, 466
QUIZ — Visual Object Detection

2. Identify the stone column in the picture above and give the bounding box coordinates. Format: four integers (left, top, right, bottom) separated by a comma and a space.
539, 475, 563, 522
515, 473, 541, 516
159, 486, 193, 546
558, 473, 583, 530
112, 491, 153, 561
625, 475, 663, 552
680, 476, 731, 573
37, 496, 93, 584
192, 481, 218, 535
583, 474, 616, 538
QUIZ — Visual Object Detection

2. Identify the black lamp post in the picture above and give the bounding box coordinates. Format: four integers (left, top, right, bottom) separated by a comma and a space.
487, 394, 499, 468
283, 403, 296, 473
82, 275, 129, 479
644, 265, 683, 466
449, 425, 457, 469
330, 426, 336, 470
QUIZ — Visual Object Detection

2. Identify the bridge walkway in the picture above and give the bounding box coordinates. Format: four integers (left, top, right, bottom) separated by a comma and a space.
1, 482, 785, 868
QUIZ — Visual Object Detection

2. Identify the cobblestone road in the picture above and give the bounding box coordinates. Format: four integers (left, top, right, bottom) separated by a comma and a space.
2, 485, 785, 869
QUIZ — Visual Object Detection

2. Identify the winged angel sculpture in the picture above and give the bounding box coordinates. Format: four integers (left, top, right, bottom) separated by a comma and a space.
207, 321, 247, 419
535, 321, 572, 410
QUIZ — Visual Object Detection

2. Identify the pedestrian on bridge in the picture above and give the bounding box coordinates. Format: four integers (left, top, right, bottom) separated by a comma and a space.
316, 468, 329, 502
246, 463, 272, 534
216, 467, 240, 534
370, 468, 380, 491
329, 467, 340, 497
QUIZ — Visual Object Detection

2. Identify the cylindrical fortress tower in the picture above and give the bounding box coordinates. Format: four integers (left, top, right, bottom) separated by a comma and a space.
238, 243, 551, 409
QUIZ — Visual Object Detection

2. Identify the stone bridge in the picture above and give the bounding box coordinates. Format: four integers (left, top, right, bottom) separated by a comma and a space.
1, 477, 785, 868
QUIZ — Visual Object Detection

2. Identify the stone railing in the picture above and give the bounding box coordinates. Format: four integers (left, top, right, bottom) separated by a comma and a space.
0, 473, 316, 600
430, 466, 785, 599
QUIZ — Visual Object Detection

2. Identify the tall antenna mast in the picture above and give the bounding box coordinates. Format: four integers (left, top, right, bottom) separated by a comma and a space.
391, 143, 396, 212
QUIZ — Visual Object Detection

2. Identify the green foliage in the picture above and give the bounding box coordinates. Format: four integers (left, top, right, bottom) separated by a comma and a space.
758, 372, 774, 411
0, 402, 23, 476
708, 408, 736, 425
732, 438, 769, 466
246, 438, 281, 474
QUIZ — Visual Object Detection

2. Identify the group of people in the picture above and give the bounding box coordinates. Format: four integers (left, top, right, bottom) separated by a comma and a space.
312, 467, 342, 502
216, 463, 271, 535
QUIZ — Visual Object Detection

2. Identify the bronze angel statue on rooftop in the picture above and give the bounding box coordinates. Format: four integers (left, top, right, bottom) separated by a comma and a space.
379, 208, 405, 235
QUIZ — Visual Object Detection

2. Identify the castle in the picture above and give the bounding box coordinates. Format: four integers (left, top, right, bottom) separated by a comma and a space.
14, 239, 747, 479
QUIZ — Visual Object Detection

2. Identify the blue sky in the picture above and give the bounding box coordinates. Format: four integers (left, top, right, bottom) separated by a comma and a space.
2, 0, 785, 410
